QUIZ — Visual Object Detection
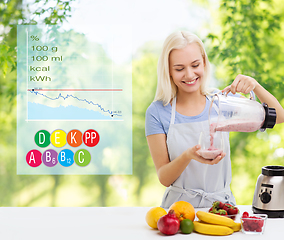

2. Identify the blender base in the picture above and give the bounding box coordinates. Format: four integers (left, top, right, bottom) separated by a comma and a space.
252, 206, 284, 218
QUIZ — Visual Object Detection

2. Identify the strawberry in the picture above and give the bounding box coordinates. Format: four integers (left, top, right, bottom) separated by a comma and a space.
227, 206, 239, 215
242, 211, 249, 218
214, 209, 227, 216
212, 201, 224, 209
208, 207, 214, 213
222, 203, 231, 212
209, 207, 217, 214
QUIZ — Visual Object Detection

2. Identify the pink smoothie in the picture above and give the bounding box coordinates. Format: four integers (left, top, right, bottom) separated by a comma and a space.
198, 148, 223, 159
210, 120, 263, 132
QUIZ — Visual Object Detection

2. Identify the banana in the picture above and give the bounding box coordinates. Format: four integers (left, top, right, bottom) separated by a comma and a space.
231, 222, 241, 232
196, 211, 236, 228
193, 221, 234, 236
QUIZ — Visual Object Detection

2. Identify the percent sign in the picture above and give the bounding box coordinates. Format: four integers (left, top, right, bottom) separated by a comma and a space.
30, 35, 39, 41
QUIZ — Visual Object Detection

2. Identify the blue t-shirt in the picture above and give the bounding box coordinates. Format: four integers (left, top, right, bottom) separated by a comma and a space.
145, 96, 216, 136
145, 92, 240, 137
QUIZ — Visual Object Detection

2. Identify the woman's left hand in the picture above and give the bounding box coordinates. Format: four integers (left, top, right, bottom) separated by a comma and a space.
222, 74, 259, 95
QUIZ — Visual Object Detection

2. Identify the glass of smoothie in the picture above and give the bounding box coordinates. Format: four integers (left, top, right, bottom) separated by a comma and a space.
197, 131, 224, 160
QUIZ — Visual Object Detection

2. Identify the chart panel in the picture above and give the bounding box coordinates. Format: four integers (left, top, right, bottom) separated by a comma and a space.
17, 25, 132, 175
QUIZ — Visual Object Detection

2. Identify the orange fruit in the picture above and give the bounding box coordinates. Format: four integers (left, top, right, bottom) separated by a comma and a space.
169, 200, 195, 222
146, 207, 167, 229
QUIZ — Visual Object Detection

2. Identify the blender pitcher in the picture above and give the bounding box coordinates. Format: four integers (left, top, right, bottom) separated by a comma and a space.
209, 91, 276, 133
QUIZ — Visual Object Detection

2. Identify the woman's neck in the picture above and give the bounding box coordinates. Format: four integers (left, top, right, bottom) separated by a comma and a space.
175, 91, 206, 116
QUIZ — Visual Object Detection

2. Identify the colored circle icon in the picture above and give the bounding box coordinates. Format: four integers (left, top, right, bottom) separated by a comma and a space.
35, 130, 50, 148
74, 149, 91, 167
51, 129, 67, 148
26, 150, 42, 167
67, 129, 82, 147
58, 149, 74, 167
83, 129, 100, 147
42, 149, 58, 167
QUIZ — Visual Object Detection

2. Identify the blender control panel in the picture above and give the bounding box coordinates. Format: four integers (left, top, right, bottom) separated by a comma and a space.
259, 183, 273, 204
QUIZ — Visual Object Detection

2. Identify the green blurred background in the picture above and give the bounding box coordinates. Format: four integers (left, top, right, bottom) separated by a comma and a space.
1, 0, 284, 207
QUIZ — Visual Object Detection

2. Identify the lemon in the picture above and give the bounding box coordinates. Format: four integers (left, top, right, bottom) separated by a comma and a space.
180, 219, 194, 234
146, 207, 167, 229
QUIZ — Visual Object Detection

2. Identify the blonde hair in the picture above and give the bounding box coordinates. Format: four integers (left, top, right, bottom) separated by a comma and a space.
154, 31, 211, 106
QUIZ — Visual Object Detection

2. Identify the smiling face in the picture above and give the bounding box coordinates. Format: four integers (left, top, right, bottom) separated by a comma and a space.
169, 43, 205, 96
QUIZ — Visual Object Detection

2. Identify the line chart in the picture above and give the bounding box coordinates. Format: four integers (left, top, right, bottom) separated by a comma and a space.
27, 88, 124, 121
28, 90, 122, 118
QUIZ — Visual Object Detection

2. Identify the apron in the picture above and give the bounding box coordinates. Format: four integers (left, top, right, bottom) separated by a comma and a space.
161, 96, 236, 208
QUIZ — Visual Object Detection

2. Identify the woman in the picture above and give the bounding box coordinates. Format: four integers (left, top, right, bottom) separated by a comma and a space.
145, 31, 284, 208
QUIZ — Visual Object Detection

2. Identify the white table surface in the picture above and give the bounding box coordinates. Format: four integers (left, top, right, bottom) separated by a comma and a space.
0, 205, 282, 239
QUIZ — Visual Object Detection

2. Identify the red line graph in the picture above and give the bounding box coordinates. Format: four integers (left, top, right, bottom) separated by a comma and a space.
27, 89, 123, 92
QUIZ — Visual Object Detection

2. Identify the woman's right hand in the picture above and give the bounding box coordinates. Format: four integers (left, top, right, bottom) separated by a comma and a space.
186, 145, 225, 165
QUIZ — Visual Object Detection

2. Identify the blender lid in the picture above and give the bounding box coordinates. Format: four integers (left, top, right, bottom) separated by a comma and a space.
260, 103, 276, 132
262, 165, 284, 176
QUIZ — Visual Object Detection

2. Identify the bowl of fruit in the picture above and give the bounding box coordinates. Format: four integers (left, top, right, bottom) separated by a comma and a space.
209, 201, 239, 220
240, 212, 267, 234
